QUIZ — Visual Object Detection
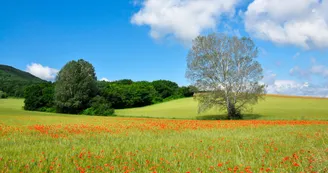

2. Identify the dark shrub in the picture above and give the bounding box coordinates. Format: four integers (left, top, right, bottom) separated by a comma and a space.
82, 96, 115, 116
24, 83, 54, 111
178, 85, 198, 97
0, 91, 8, 99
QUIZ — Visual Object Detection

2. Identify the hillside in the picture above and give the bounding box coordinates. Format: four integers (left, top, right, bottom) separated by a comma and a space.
0, 65, 44, 82
116, 95, 328, 120
0, 65, 46, 97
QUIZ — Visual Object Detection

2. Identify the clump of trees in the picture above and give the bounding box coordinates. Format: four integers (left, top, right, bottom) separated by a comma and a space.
24, 83, 55, 112
24, 59, 196, 116
24, 59, 114, 116
186, 33, 265, 119
98, 80, 196, 109
0, 91, 8, 99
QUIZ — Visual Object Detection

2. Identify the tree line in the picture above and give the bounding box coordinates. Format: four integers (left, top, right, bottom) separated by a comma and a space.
21, 33, 265, 120
24, 59, 196, 116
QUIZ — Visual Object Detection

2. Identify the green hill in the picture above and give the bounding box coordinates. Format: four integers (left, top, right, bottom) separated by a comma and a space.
116, 95, 328, 120
0, 65, 46, 97
0, 65, 44, 82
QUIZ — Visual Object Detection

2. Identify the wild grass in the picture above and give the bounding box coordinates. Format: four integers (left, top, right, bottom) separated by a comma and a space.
0, 98, 327, 172
116, 95, 328, 120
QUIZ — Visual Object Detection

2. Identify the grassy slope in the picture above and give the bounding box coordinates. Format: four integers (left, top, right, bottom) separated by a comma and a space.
116, 95, 328, 120
1, 95, 328, 122
0, 99, 107, 125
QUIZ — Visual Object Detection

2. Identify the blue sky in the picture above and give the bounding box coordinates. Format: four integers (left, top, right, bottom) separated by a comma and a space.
1, 0, 328, 96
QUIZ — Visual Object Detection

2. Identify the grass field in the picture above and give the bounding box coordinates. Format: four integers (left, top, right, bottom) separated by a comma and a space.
117, 95, 328, 120
0, 98, 328, 172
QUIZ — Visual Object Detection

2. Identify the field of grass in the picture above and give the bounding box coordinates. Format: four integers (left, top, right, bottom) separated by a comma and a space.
117, 95, 328, 120
0, 98, 328, 172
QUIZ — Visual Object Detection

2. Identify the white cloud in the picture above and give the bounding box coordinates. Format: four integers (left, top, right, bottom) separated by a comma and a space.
265, 79, 328, 97
131, 0, 240, 43
26, 63, 59, 81
262, 70, 328, 97
100, 77, 110, 82
245, 0, 328, 49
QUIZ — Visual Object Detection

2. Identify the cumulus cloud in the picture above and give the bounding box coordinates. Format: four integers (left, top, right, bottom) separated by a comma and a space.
266, 80, 328, 97
100, 78, 110, 82
131, 0, 240, 43
245, 0, 328, 49
262, 71, 328, 97
26, 63, 59, 81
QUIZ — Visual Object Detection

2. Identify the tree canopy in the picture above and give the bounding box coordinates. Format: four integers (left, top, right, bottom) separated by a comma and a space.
186, 33, 265, 119
54, 59, 98, 114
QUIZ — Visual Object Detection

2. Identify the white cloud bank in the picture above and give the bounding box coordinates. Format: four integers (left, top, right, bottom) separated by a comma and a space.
131, 0, 239, 43
26, 63, 59, 81
263, 71, 328, 97
245, 0, 328, 49
266, 80, 328, 98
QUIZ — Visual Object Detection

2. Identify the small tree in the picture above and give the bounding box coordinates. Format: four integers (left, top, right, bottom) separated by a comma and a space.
24, 83, 54, 111
186, 33, 265, 119
55, 59, 98, 114
0, 91, 8, 99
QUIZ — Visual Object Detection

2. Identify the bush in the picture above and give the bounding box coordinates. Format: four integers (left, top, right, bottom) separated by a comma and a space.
38, 107, 56, 113
102, 81, 158, 109
82, 96, 115, 116
24, 83, 54, 111
0, 91, 8, 99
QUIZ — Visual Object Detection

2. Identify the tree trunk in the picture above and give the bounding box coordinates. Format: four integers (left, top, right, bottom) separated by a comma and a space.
227, 103, 241, 120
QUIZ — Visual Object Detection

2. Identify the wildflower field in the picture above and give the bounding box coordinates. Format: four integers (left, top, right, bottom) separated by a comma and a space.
0, 99, 328, 172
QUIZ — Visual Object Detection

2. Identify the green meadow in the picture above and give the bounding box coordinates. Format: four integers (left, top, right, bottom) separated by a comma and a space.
117, 95, 328, 120
0, 97, 327, 172
2, 95, 328, 121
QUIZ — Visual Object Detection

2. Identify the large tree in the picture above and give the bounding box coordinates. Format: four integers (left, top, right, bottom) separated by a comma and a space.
55, 59, 97, 114
186, 33, 265, 119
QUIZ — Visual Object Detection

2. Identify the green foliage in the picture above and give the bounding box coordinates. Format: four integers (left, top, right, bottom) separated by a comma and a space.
111, 79, 133, 85
55, 59, 98, 114
151, 80, 180, 100
98, 80, 195, 109
0, 65, 45, 97
178, 85, 197, 97
24, 83, 54, 111
101, 81, 158, 109
82, 96, 115, 116
0, 91, 8, 99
